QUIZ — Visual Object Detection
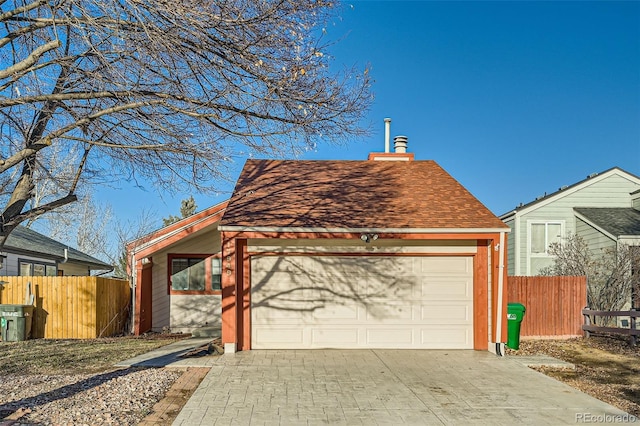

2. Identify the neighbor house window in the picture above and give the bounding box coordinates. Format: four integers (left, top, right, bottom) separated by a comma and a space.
529, 221, 563, 256
19, 260, 57, 276
168, 253, 222, 294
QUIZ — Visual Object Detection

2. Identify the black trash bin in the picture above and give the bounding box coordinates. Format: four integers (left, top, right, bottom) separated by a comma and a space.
0, 304, 34, 341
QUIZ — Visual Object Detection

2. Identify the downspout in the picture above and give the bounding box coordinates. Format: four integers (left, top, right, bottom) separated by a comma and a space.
130, 251, 137, 335
495, 231, 506, 356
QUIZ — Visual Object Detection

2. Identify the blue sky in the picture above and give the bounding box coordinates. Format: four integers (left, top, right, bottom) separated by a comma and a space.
100, 0, 640, 227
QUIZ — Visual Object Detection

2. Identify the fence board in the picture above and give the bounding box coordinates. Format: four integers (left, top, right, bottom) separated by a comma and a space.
508, 276, 586, 338
0, 276, 130, 339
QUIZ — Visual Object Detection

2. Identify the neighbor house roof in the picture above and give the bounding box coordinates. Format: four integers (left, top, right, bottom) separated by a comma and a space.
500, 167, 640, 219
5, 226, 113, 270
574, 207, 640, 238
220, 159, 508, 231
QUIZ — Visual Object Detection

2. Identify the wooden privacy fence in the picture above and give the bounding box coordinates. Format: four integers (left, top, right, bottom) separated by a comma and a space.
0, 276, 130, 339
508, 276, 587, 338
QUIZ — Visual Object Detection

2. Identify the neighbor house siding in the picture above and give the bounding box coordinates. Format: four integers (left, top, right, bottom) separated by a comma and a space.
514, 173, 640, 275
59, 262, 90, 276
0, 253, 55, 276
576, 218, 616, 255
503, 217, 516, 276
150, 224, 222, 333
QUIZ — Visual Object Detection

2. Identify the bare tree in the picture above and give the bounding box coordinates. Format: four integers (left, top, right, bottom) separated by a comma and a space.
109, 208, 158, 279
540, 233, 640, 315
0, 0, 372, 248
30, 192, 113, 261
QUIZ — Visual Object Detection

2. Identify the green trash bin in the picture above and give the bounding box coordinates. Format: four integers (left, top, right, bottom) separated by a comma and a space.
0, 304, 34, 342
506, 302, 526, 350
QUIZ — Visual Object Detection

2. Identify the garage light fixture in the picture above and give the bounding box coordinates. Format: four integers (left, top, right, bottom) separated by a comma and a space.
360, 233, 379, 243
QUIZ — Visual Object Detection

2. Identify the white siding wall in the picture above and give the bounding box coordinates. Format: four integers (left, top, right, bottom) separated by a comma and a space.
150, 224, 222, 333
59, 262, 90, 276
515, 173, 640, 275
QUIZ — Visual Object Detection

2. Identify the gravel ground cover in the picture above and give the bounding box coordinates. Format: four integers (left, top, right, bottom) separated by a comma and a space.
0, 368, 182, 425
0, 335, 189, 425
508, 335, 640, 417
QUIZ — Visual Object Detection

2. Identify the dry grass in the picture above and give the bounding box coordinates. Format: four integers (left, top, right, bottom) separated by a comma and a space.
509, 335, 640, 416
0, 334, 190, 375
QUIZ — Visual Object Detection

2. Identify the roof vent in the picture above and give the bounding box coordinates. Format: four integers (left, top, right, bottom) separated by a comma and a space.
588, 172, 598, 178
559, 185, 568, 190
393, 135, 408, 153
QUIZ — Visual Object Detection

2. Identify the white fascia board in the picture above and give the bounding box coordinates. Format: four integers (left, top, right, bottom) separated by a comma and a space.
499, 210, 517, 221
218, 225, 510, 234
573, 210, 618, 241
619, 236, 640, 244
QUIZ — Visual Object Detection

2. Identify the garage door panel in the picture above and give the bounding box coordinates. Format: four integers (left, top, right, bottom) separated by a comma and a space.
367, 328, 414, 345
311, 328, 359, 345
251, 255, 474, 349
420, 278, 473, 299
419, 257, 471, 274
254, 327, 304, 345
420, 327, 471, 348
312, 304, 359, 320
421, 304, 471, 322
365, 303, 413, 322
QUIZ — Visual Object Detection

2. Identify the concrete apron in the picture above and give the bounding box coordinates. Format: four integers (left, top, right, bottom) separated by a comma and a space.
172, 349, 633, 425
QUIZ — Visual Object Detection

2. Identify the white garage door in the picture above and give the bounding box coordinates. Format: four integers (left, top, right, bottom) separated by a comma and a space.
251, 255, 474, 349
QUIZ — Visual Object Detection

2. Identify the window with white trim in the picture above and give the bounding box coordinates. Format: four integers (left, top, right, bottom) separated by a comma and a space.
529, 221, 563, 256
19, 259, 57, 276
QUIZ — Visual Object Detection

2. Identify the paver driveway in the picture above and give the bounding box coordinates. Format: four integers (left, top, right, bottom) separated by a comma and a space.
172, 349, 632, 425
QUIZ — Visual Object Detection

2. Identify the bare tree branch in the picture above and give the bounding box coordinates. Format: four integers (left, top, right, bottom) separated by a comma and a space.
0, 0, 372, 247
0, 39, 60, 79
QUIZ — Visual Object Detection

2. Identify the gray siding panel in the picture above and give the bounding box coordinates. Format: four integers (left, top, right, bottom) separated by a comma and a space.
576, 218, 616, 255
504, 218, 516, 275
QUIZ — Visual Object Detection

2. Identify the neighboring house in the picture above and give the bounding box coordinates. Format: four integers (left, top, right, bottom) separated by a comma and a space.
500, 167, 640, 276
0, 225, 113, 276
129, 137, 511, 352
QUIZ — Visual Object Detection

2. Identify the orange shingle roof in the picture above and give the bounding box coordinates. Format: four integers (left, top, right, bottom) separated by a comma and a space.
220, 159, 507, 230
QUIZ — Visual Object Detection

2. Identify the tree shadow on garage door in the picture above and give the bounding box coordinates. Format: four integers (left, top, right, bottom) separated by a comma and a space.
251, 251, 418, 321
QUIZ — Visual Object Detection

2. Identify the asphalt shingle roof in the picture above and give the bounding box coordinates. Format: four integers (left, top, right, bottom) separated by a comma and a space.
574, 207, 640, 237
220, 159, 507, 230
5, 226, 113, 270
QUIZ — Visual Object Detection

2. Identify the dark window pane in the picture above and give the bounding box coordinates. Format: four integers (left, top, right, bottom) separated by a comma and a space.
171, 258, 205, 291
188, 259, 206, 290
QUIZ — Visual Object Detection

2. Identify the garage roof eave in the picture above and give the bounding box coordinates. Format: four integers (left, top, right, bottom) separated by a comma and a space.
218, 225, 510, 234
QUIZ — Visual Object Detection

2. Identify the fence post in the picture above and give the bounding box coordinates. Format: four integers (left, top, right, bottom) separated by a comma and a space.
583, 308, 591, 338
631, 310, 637, 347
